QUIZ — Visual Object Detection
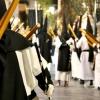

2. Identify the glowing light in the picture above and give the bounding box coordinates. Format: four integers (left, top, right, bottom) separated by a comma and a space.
47, 6, 55, 14
82, 2, 86, 8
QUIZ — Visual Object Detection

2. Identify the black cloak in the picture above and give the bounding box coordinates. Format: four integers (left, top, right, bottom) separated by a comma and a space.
37, 15, 52, 63
57, 15, 71, 72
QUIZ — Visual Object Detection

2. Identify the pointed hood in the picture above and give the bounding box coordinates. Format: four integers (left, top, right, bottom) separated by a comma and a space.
38, 10, 43, 33
28, 9, 36, 30
0, 0, 7, 19
19, 0, 28, 3
77, 15, 82, 39
0, 0, 11, 29
53, 25, 57, 36
61, 15, 67, 35
74, 20, 78, 35
85, 17, 94, 62
68, 20, 73, 38
86, 16, 93, 35
42, 15, 48, 32
61, 15, 69, 40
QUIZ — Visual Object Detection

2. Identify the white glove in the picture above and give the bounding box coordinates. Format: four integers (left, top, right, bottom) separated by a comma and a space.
70, 45, 75, 51
66, 40, 70, 45
98, 49, 100, 53
66, 38, 73, 45
93, 43, 96, 47
44, 84, 54, 98
75, 38, 78, 42
97, 44, 100, 48
82, 32, 85, 36
55, 36, 62, 48
32, 34, 37, 43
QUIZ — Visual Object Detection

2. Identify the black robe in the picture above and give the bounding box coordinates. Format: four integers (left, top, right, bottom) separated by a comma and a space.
37, 32, 52, 63
58, 44, 71, 71
33, 43, 54, 98
57, 34, 71, 72
34, 43, 53, 85
0, 29, 47, 100
0, 29, 32, 100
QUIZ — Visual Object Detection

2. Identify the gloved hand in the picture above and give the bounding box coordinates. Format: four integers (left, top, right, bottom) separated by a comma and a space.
97, 44, 100, 48
75, 38, 78, 42
66, 40, 71, 45
93, 43, 96, 48
55, 36, 62, 48
70, 44, 75, 51
44, 84, 54, 99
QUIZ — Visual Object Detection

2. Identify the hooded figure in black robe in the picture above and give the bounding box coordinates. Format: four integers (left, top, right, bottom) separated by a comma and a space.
0, 1, 48, 100
57, 16, 71, 72
67, 20, 81, 80
55, 15, 71, 87
37, 15, 52, 64
0, 1, 33, 99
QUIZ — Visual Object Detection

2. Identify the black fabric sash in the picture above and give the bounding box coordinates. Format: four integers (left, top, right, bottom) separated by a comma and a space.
82, 50, 89, 52
82, 49, 94, 63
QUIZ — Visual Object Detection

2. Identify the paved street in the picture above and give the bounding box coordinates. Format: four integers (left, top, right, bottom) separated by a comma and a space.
35, 64, 100, 100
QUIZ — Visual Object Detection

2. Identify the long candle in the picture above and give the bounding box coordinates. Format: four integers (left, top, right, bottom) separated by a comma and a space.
86, 40, 94, 48
84, 29, 100, 44
26, 23, 40, 39
15, 23, 24, 33
0, 0, 20, 39
11, 20, 20, 31
23, 26, 30, 35
49, 30, 56, 40
68, 24, 77, 39
79, 28, 99, 45
0, 10, 8, 26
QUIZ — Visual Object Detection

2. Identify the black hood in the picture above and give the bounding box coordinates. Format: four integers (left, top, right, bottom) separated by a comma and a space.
19, 0, 28, 3
77, 15, 83, 39
42, 15, 48, 32
0, 0, 11, 29
0, 0, 7, 19
53, 25, 58, 36
74, 21, 78, 36
61, 15, 69, 40
38, 10, 43, 33
86, 16, 93, 35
